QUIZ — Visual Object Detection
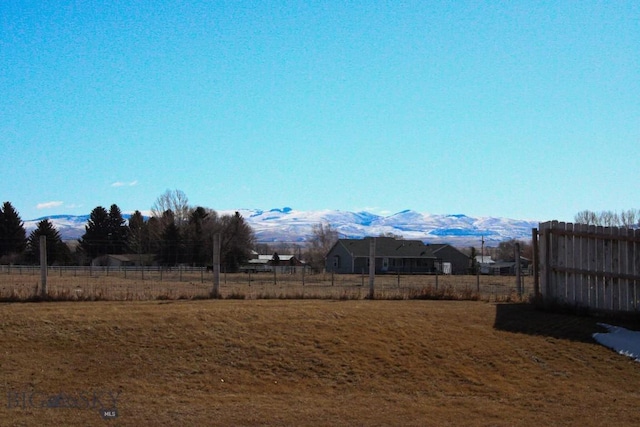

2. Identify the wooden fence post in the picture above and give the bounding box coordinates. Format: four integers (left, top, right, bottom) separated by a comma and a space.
628, 229, 640, 310
577, 223, 589, 307
532, 227, 539, 299
39, 236, 47, 298
611, 226, 618, 310
596, 226, 605, 309
538, 222, 550, 301
556, 222, 567, 304
566, 223, 575, 304
368, 238, 375, 299
620, 227, 629, 311
587, 225, 596, 307
550, 221, 559, 300
515, 242, 522, 298
212, 233, 221, 298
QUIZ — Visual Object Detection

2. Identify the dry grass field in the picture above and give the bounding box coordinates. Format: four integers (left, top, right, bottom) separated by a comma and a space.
0, 268, 531, 301
2, 299, 640, 426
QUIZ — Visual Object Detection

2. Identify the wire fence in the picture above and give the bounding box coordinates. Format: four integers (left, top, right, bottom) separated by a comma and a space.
0, 265, 532, 302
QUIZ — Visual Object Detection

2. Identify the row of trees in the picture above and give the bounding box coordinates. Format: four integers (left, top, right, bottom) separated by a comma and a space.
79, 190, 255, 271
0, 202, 26, 262
0, 190, 342, 271
0, 202, 71, 265
0, 191, 256, 270
574, 209, 640, 228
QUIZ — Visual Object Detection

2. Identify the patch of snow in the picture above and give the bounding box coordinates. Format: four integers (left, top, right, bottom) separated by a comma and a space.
593, 323, 640, 362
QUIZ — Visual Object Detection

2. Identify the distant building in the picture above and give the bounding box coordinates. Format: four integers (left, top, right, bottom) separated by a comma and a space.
475, 255, 495, 274
91, 254, 157, 267
240, 252, 307, 273
325, 237, 438, 274
428, 244, 471, 275
485, 258, 531, 276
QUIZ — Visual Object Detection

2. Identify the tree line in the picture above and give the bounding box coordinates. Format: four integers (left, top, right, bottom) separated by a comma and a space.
0, 190, 339, 272
0, 190, 255, 271
574, 209, 640, 228
0, 201, 72, 265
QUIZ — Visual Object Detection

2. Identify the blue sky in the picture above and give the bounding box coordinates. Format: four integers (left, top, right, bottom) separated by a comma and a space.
1, 1, 638, 222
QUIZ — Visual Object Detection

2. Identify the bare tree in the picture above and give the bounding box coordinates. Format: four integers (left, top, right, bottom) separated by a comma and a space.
305, 223, 339, 272
600, 210, 619, 227
378, 232, 404, 239
575, 209, 639, 228
574, 210, 599, 225
151, 189, 191, 227
254, 243, 272, 255
496, 239, 520, 262
620, 209, 639, 228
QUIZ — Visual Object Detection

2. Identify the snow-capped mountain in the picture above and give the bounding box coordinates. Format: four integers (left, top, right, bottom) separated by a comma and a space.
24, 208, 540, 247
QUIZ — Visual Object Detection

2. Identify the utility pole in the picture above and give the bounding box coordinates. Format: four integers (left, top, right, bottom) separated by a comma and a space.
477, 236, 485, 292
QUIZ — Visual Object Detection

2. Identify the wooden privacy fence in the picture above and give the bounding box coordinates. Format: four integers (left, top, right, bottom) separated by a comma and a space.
535, 221, 640, 312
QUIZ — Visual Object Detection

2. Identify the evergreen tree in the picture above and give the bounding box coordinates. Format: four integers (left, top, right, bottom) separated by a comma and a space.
146, 216, 163, 256
26, 219, 71, 265
186, 206, 210, 266
271, 252, 280, 266
158, 210, 180, 266
107, 204, 129, 254
469, 247, 478, 274
0, 201, 26, 260
219, 212, 254, 272
79, 206, 110, 259
127, 210, 149, 255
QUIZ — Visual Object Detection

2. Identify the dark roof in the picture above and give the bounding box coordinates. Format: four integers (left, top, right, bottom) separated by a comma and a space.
104, 254, 156, 262
427, 243, 447, 248
427, 244, 449, 252
428, 244, 470, 257
335, 237, 435, 258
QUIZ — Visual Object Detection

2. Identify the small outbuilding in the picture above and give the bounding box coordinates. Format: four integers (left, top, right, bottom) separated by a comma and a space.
241, 253, 308, 273
427, 244, 471, 275
91, 254, 157, 267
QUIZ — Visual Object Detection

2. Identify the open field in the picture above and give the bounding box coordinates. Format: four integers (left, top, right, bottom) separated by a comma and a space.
2, 299, 640, 426
0, 267, 531, 301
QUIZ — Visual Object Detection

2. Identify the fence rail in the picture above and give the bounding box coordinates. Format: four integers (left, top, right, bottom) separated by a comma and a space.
536, 221, 640, 312
0, 265, 529, 301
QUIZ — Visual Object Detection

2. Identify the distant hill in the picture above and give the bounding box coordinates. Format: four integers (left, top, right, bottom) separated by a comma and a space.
24, 208, 540, 247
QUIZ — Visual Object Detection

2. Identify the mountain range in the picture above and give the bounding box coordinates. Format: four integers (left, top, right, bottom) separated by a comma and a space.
24, 208, 540, 247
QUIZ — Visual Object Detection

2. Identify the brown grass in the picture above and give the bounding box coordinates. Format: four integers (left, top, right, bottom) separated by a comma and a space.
1, 299, 640, 426
0, 269, 530, 301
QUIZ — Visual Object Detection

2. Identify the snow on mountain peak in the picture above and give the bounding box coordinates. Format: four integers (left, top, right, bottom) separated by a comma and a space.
23, 208, 540, 247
